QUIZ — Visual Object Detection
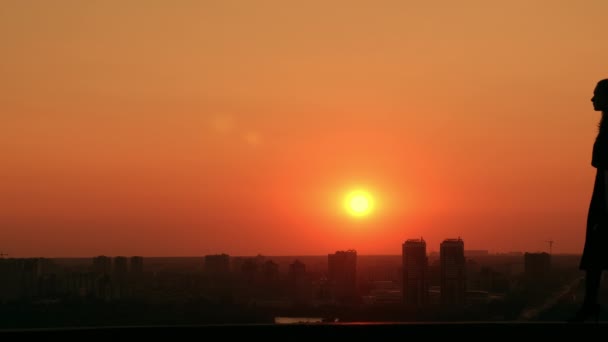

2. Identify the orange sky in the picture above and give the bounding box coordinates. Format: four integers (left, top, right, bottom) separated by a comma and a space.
1, 1, 607, 257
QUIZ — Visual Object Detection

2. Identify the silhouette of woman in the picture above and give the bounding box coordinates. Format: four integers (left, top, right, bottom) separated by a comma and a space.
572, 79, 608, 322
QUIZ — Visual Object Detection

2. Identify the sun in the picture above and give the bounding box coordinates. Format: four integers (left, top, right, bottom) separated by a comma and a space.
344, 190, 374, 217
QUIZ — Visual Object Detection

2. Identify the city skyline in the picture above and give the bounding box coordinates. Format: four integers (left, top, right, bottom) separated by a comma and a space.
0, 244, 561, 259
0, 238, 570, 318
0, 228, 556, 258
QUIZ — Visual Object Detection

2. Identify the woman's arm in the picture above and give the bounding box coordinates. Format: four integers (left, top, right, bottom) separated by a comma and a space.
605, 170, 608, 213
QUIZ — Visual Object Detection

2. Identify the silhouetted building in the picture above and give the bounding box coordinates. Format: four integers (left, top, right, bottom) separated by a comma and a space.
65, 272, 96, 298
92, 256, 112, 275
95, 274, 113, 301
112, 256, 128, 298
402, 238, 428, 307
204, 254, 230, 277
289, 260, 306, 280
262, 260, 279, 282
130, 256, 144, 273
230, 257, 247, 274
288, 260, 312, 306
114, 256, 128, 277
328, 250, 357, 303
233, 254, 266, 276
0, 258, 51, 300
478, 267, 510, 293
239, 258, 259, 282
440, 238, 466, 306
38, 273, 58, 297
465, 259, 481, 291
524, 252, 551, 281
258, 260, 281, 298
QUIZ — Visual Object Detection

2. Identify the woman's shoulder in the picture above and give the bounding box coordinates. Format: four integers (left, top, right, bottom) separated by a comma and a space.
593, 134, 608, 168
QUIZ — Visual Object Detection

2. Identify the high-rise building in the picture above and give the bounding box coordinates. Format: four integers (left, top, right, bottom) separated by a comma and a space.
66, 272, 96, 298
289, 260, 306, 281
262, 260, 279, 282
112, 256, 128, 298
130, 256, 144, 273
238, 258, 259, 283
204, 254, 230, 276
288, 260, 311, 305
440, 238, 466, 306
328, 250, 357, 302
92, 256, 112, 275
0, 258, 50, 300
113, 256, 128, 276
402, 238, 428, 307
95, 274, 113, 300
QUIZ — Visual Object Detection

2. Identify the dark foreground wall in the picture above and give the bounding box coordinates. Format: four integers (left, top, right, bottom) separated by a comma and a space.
0, 322, 605, 340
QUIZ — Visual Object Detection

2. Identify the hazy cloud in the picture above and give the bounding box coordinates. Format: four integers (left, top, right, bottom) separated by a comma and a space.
210, 114, 235, 134
243, 131, 262, 147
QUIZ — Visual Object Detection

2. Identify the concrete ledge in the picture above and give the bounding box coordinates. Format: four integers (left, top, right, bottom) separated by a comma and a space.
0, 322, 605, 339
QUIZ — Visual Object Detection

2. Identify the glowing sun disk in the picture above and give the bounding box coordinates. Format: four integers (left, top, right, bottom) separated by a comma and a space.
344, 190, 374, 217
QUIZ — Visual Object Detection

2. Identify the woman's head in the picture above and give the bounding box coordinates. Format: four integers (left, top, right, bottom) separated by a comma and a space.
592, 79, 608, 111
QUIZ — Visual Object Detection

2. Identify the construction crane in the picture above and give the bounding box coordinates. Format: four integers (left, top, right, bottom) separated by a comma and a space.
545, 240, 554, 255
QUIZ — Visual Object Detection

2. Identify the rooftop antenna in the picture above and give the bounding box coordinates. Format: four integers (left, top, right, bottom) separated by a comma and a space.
545, 240, 554, 255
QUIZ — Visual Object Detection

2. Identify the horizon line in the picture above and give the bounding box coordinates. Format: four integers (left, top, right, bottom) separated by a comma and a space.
1, 252, 580, 259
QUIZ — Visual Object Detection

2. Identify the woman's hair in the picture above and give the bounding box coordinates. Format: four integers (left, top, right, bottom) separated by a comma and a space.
597, 79, 608, 95
598, 79, 608, 133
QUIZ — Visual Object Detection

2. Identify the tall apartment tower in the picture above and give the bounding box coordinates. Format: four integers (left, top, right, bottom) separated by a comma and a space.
328, 250, 358, 302
113, 256, 128, 277
402, 238, 428, 307
92, 256, 112, 275
204, 254, 231, 277
289, 260, 306, 281
440, 238, 466, 306
130, 256, 144, 273
288, 259, 310, 304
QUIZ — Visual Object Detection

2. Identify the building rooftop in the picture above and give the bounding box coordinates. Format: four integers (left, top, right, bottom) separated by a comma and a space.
404, 238, 425, 243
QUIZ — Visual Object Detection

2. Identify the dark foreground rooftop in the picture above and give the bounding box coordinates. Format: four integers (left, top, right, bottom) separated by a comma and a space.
1, 322, 606, 339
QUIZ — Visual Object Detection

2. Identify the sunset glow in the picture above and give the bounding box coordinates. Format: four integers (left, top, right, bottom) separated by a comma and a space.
2, 1, 605, 330
0, 1, 606, 256
344, 190, 374, 218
